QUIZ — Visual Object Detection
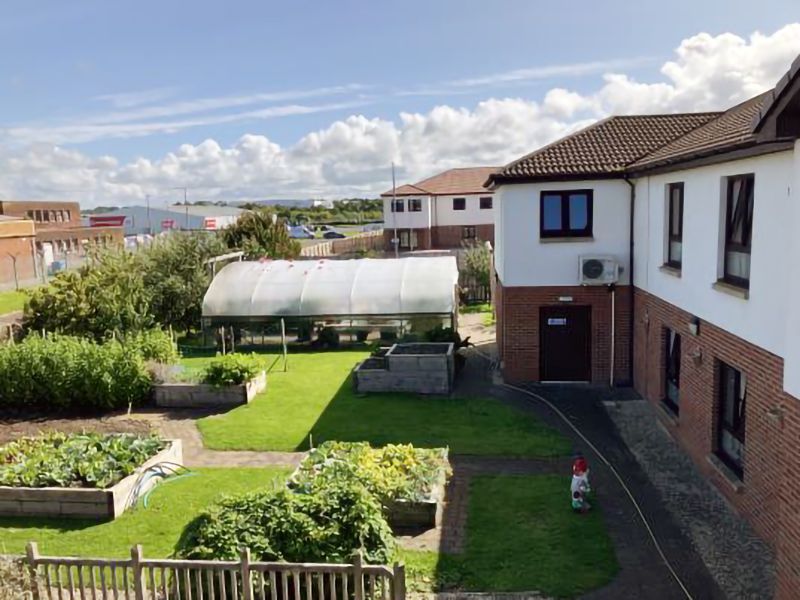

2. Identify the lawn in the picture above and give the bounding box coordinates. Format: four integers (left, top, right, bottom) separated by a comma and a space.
459, 302, 492, 314
0, 289, 27, 315
194, 350, 571, 456
0, 467, 288, 557
403, 475, 618, 597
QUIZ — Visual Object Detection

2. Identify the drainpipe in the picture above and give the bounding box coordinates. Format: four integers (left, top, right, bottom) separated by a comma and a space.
609, 283, 616, 387
624, 176, 636, 387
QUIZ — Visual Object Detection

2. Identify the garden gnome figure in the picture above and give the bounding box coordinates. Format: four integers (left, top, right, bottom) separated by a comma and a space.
570, 454, 592, 513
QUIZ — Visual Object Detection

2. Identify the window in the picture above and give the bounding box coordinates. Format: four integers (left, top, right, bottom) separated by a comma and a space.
664, 329, 681, 414
462, 226, 477, 240
723, 174, 754, 288
65, 210, 72, 221
408, 198, 422, 212
391, 199, 405, 212
717, 362, 746, 478
452, 197, 466, 211
539, 190, 593, 238
399, 230, 418, 249
480, 196, 493, 210
666, 183, 683, 268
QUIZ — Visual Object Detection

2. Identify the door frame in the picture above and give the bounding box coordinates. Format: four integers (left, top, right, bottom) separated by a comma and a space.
539, 305, 592, 382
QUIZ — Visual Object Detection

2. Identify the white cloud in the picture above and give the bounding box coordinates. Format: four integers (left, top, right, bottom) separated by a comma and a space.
93, 87, 179, 109
0, 24, 798, 206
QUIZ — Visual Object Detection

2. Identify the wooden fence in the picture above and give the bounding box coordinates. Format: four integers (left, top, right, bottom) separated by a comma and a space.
24, 543, 405, 600
300, 231, 384, 258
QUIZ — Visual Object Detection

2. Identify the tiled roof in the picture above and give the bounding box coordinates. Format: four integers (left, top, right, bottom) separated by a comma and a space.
629, 93, 771, 170
381, 166, 499, 197
490, 113, 720, 184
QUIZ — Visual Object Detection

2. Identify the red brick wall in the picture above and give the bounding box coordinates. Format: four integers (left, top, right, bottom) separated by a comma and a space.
0, 237, 36, 285
496, 283, 631, 384
633, 288, 800, 598
431, 224, 494, 248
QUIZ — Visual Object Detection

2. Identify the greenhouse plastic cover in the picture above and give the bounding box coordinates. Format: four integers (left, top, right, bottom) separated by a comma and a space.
202, 256, 459, 318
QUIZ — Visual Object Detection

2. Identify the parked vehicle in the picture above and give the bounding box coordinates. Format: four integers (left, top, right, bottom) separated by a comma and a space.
323, 230, 346, 239
287, 225, 315, 239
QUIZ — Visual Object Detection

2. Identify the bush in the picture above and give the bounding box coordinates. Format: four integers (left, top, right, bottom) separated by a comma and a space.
317, 326, 340, 349
0, 334, 152, 411
424, 325, 461, 345
0, 432, 166, 489
176, 483, 394, 564
203, 353, 264, 386
123, 328, 180, 363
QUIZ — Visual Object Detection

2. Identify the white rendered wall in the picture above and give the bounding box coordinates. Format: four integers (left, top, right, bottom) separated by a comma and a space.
783, 142, 800, 397
633, 150, 794, 361
495, 179, 631, 287
432, 194, 495, 227
381, 196, 432, 230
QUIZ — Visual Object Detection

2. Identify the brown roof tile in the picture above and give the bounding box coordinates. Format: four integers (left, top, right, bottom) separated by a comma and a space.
629, 93, 771, 170
490, 113, 720, 184
381, 166, 499, 197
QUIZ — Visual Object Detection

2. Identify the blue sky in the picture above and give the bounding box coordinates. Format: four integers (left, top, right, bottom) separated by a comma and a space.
0, 1, 798, 203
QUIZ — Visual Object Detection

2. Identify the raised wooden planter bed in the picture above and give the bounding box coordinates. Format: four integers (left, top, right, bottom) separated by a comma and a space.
153, 370, 266, 408
0, 440, 182, 520
353, 343, 454, 395
385, 450, 449, 532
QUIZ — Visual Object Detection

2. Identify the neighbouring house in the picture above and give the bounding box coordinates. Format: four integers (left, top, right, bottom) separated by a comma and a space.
90, 204, 248, 235
489, 53, 800, 598
0, 200, 123, 280
381, 167, 498, 251
0, 215, 36, 286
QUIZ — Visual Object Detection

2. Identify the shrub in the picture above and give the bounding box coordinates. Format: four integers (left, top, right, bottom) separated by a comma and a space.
0, 334, 152, 411
176, 483, 394, 564
0, 432, 166, 489
123, 328, 180, 363
291, 442, 449, 504
203, 353, 264, 386
423, 325, 461, 345
317, 326, 340, 349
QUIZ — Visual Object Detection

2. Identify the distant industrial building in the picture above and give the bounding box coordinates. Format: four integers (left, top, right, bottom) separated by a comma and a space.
89, 204, 248, 236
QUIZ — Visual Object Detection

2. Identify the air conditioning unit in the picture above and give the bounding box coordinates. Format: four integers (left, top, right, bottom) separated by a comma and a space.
579, 256, 619, 285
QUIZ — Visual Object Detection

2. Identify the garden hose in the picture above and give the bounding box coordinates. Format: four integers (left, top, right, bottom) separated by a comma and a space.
125, 462, 194, 511
468, 347, 694, 600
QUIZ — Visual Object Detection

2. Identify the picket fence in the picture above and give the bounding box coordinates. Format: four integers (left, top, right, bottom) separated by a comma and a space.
23, 543, 405, 600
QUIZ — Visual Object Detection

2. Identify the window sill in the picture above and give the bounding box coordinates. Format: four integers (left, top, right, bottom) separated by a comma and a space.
659, 265, 682, 278
706, 454, 744, 493
539, 236, 594, 244
712, 280, 749, 300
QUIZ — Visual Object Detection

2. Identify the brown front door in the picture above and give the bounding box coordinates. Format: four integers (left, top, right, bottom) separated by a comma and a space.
540, 306, 591, 382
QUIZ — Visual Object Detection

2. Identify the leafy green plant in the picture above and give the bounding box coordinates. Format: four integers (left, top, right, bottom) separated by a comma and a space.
202, 353, 265, 386
176, 483, 394, 564
291, 442, 450, 504
0, 334, 152, 411
122, 328, 180, 363
0, 433, 166, 489
221, 210, 301, 260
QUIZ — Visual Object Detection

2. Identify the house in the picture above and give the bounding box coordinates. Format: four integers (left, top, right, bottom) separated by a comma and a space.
0, 215, 36, 286
489, 53, 800, 598
381, 167, 498, 251
90, 204, 247, 235
0, 201, 123, 281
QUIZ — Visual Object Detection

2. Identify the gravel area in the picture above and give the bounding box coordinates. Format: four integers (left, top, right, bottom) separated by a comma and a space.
605, 399, 774, 600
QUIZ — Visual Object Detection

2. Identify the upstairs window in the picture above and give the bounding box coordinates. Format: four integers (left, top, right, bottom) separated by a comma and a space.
540, 190, 593, 238
717, 362, 746, 478
666, 183, 684, 268
452, 197, 466, 211
408, 199, 422, 212
723, 174, 754, 288
391, 199, 405, 213
480, 196, 493, 210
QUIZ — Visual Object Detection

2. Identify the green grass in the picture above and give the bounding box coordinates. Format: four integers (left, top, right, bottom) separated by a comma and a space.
0, 467, 288, 557
195, 350, 570, 456
403, 475, 618, 597
459, 302, 492, 314
0, 289, 27, 315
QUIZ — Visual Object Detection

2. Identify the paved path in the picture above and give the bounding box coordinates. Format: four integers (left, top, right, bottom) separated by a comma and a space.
113, 410, 304, 469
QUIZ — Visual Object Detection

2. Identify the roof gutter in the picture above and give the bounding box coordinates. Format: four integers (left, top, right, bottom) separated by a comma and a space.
624, 175, 636, 387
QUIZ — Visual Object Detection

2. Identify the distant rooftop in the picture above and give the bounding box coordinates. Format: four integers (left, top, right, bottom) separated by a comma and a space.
382, 166, 499, 197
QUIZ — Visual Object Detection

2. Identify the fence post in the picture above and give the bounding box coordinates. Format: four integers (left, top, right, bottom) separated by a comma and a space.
352, 551, 364, 600
25, 542, 41, 600
131, 545, 145, 600
392, 563, 405, 600
240, 547, 253, 600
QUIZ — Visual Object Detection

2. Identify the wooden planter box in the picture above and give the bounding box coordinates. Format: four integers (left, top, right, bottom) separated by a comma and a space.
385, 453, 449, 532
353, 343, 454, 395
153, 370, 266, 408
0, 440, 182, 520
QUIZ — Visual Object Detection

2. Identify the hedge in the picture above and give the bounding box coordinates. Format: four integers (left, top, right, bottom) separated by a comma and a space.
0, 334, 156, 411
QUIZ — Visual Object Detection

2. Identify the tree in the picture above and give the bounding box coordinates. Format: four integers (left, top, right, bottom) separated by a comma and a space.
142, 232, 228, 332
24, 248, 153, 340
221, 210, 301, 259
462, 240, 492, 288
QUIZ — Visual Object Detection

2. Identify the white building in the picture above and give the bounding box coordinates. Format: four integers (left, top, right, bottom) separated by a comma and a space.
90, 204, 248, 235
490, 53, 800, 596
380, 167, 497, 251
